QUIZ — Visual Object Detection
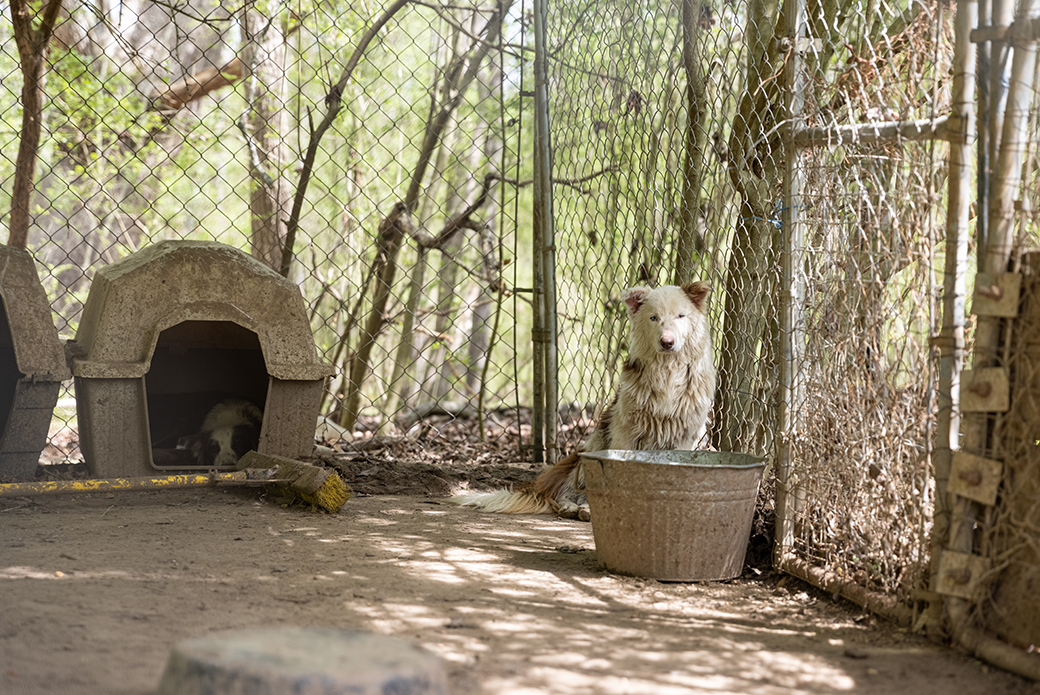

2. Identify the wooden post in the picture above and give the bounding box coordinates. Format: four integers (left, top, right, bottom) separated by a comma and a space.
531, 0, 556, 463
942, 0, 1039, 649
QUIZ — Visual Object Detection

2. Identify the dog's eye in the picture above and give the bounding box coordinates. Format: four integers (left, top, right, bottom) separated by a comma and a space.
677, 314, 686, 319
650, 315, 658, 321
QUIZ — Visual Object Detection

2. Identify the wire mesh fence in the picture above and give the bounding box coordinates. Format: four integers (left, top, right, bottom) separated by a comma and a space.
781, 0, 955, 604
548, 0, 785, 458
0, 0, 985, 613
546, 0, 950, 606
986, 253, 1040, 650
786, 134, 942, 600
2, 0, 538, 465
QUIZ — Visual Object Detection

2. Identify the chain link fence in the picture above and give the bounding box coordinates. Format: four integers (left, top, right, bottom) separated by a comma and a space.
546, 0, 950, 609
2, 0, 538, 465
783, 1, 953, 603
549, 0, 784, 458
786, 136, 942, 601
6, 0, 1036, 648
985, 256, 1040, 652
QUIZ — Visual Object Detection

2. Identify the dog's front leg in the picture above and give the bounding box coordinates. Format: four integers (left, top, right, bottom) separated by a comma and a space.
553, 462, 591, 522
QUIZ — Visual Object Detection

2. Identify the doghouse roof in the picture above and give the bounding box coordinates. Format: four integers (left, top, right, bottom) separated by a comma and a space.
69, 240, 331, 381
0, 246, 70, 381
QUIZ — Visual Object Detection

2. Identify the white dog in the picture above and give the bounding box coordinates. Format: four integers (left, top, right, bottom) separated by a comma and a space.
454, 282, 716, 519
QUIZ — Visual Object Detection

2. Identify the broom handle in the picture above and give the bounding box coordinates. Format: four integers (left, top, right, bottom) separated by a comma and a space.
0, 472, 249, 497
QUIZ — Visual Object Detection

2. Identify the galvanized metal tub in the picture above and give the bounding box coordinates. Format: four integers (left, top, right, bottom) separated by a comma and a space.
582, 450, 766, 581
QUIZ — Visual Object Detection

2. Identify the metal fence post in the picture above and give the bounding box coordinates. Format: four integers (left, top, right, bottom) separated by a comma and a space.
532, 0, 557, 464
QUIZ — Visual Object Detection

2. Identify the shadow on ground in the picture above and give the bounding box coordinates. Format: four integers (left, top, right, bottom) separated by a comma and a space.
0, 489, 1033, 695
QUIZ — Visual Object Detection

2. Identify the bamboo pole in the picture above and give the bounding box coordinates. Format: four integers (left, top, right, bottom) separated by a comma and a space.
976, 0, 991, 254
783, 558, 914, 626
791, 115, 951, 147
985, 4, 1040, 275
929, 0, 977, 634
982, 0, 1015, 267
960, 0, 1040, 495
774, 0, 808, 569
957, 623, 1040, 680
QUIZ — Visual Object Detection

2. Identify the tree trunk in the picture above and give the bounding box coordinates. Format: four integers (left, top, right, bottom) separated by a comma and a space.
428, 111, 482, 401
378, 246, 428, 434
466, 66, 504, 396
8, 0, 64, 249
467, 224, 498, 394
341, 204, 413, 431
674, 0, 709, 282
713, 0, 782, 454
428, 228, 465, 400
242, 9, 290, 270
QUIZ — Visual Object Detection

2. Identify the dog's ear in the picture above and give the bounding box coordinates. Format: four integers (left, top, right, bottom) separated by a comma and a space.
177, 431, 206, 451
622, 286, 651, 315
681, 281, 711, 311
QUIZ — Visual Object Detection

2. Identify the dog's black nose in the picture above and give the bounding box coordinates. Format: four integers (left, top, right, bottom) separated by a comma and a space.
660, 338, 674, 350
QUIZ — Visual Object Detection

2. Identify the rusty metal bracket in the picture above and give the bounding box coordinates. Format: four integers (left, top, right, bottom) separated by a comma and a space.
949, 451, 1003, 506
936, 550, 991, 599
959, 367, 1009, 412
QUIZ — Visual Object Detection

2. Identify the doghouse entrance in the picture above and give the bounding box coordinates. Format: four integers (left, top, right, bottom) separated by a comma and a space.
145, 320, 269, 470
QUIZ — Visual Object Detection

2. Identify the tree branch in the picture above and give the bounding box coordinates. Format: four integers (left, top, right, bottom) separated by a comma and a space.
150, 17, 305, 113
405, 165, 618, 251
411, 0, 526, 59
153, 58, 244, 111
280, 0, 413, 277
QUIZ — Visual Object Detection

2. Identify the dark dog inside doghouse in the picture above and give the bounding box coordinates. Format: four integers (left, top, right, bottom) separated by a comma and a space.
174, 398, 263, 468
146, 320, 268, 469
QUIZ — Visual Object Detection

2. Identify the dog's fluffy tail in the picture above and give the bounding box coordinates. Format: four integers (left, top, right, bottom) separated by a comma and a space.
450, 486, 555, 514
451, 452, 583, 515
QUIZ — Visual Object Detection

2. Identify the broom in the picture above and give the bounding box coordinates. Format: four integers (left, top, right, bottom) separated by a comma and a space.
236, 451, 352, 513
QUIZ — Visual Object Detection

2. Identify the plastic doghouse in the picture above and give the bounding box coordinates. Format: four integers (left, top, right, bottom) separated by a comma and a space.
0, 247, 71, 481
67, 240, 332, 478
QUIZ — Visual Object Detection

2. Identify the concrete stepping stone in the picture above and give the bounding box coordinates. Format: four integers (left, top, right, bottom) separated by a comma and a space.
156, 627, 447, 695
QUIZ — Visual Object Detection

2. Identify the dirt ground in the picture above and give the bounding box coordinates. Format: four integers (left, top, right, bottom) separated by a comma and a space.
0, 478, 1036, 695
2, 420, 1039, 695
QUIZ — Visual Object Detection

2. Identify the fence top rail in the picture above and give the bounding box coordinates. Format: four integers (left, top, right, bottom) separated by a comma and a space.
790, 115, 951, 148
